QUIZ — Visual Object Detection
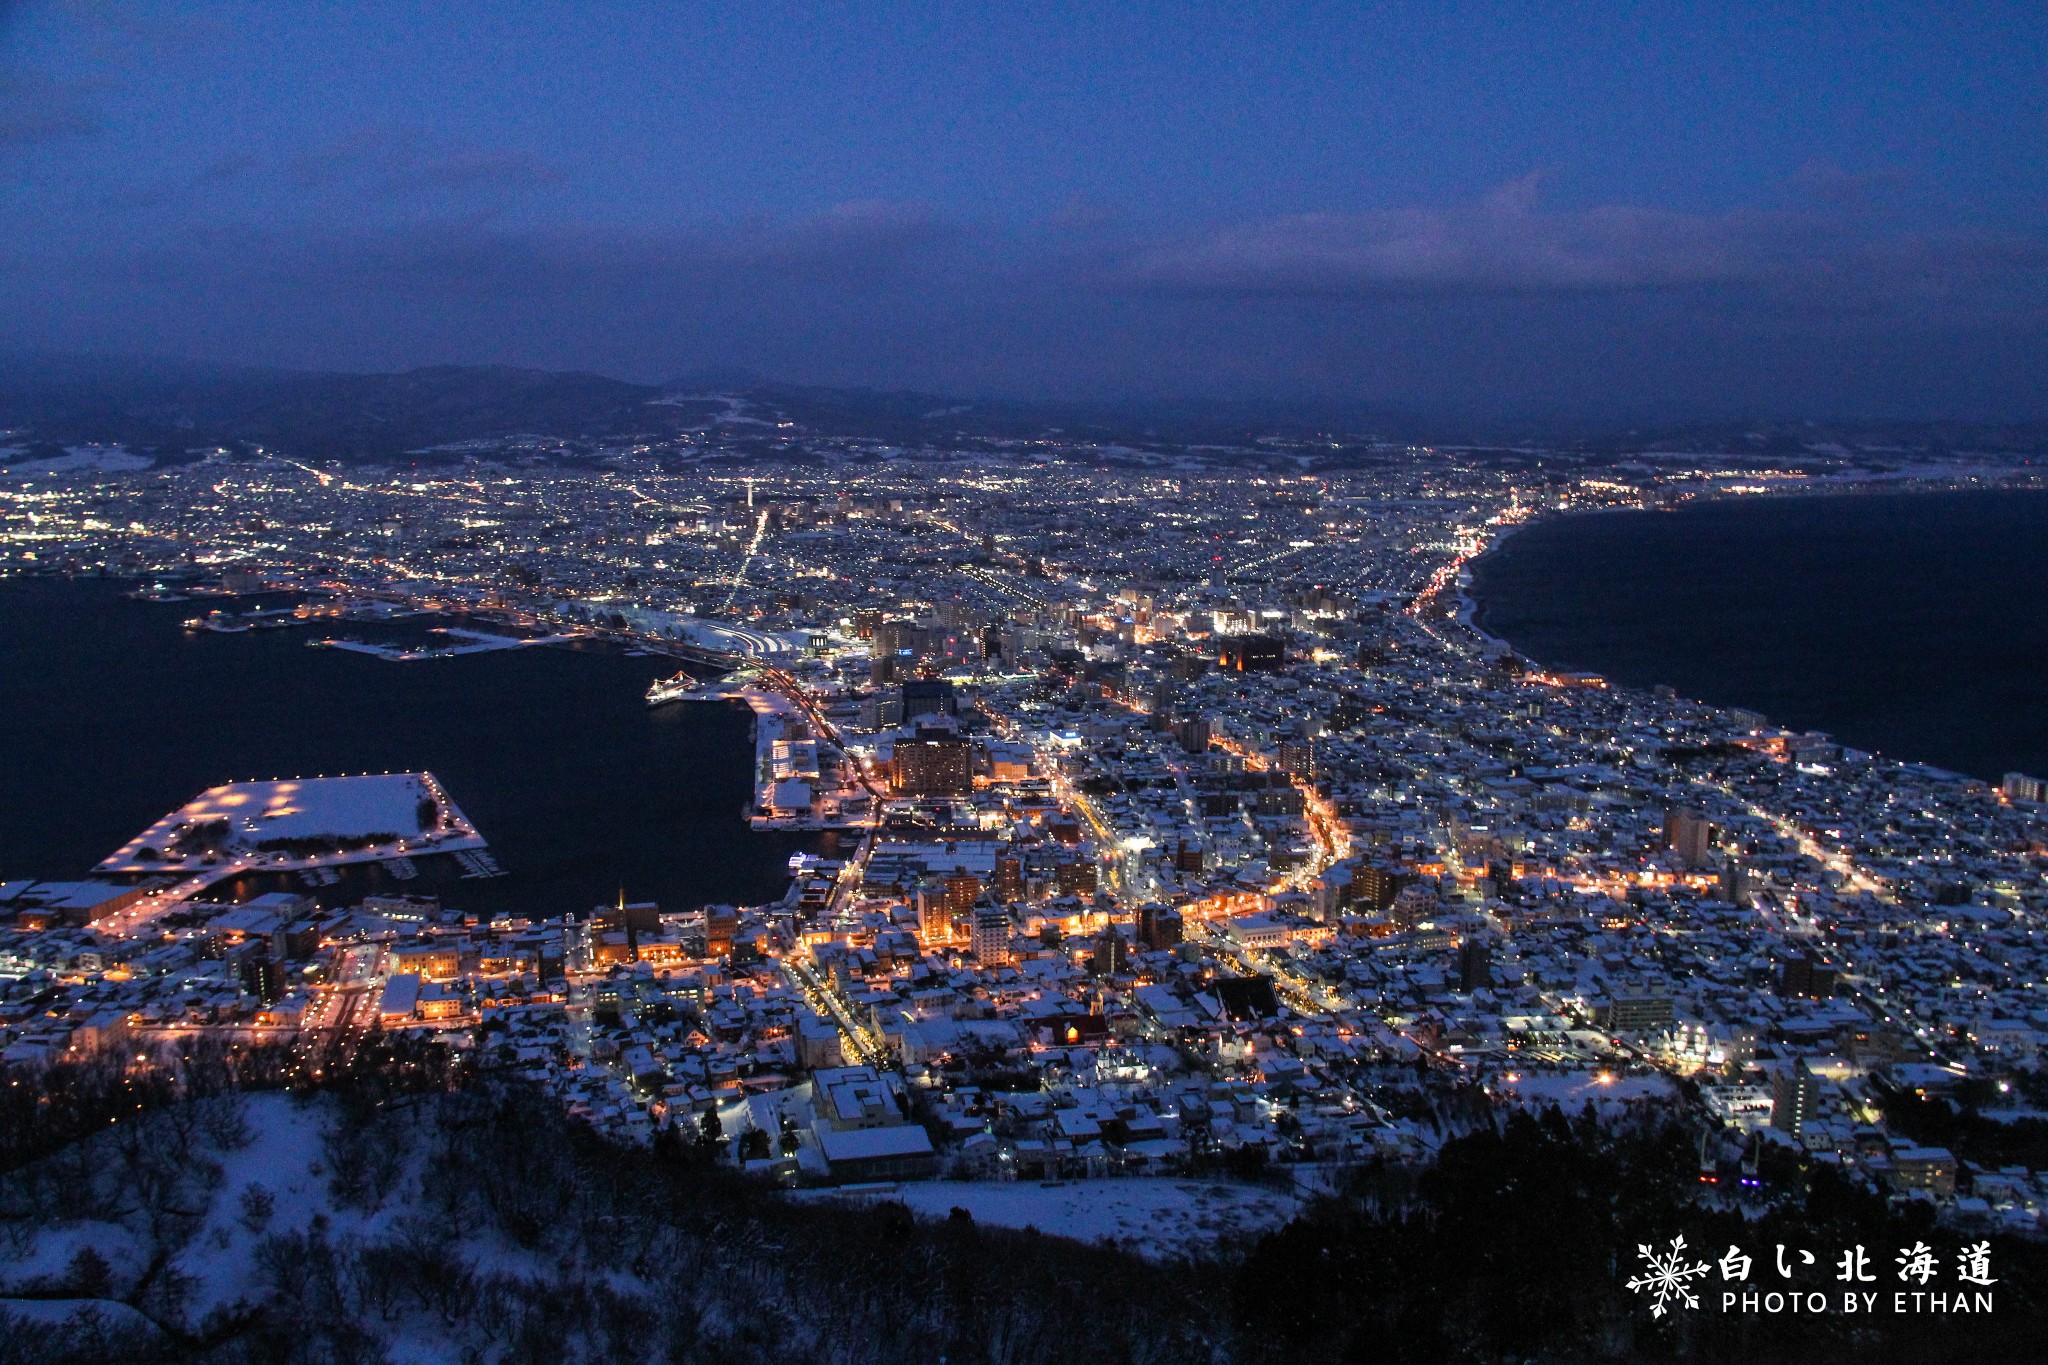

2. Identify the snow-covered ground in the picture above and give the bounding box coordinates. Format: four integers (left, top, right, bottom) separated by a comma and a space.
1, 1089, 1264, 1358
1491, 1072, 1676, 1107
0, 1094, 334, 1332
98, 771, 483, 873
795, 1177, 1301, 1259
0, 1092, 555, 1345
0, 445, 153, 475
599, 603, 804, 657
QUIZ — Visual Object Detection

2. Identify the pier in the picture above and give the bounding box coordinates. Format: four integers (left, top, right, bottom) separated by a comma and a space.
90, 772, 490, 936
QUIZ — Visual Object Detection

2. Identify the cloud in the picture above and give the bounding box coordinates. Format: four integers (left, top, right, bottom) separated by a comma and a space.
1112, 187, 1755, 298
314, 200, 953, 306
281, 126, 565, 197
0, 1, 109, 150
85, 127, 567, 212
2, 179, 2045, 419
1103, 178, 2048, 322
1785, 161, 1914, 209
0, 70, 98, 148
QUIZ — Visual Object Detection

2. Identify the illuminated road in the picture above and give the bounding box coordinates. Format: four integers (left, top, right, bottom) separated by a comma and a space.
719, 507, 773, 614
784, 955, 889, 1068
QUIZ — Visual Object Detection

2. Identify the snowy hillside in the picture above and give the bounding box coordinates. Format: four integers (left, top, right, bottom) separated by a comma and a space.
0, 1080, 1227, 1364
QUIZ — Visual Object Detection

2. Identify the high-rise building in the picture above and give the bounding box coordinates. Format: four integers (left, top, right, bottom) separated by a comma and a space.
704, 906, 738, 957
1779, 953, 1837, 999
1718, 861, 1750, 907
942, 871, 982, 920
1456, 936, 1492, 992
1055, 859, 1097, 897
971, 906, 1011, 965
2003, 772, 2046, 803
1138, 903, 1184, 951
901, 678, 958, 722
874, 620, 933, 658
1770, 1059, 1822, 1137
890, 727, 973, 796
1389, 883, 1436, 930
1662, 808, 1713, 869
1089, 931, 1128, 976
992, 855, 1023, 901
239, 951, 285, 1004
1171, 715, 1212, 754
1276, 739, 1316, 778
1354, 864, 1411, 913
915, 881, 948, 943
1604, 991, 1674, 1034
1217, 634, 1285, 672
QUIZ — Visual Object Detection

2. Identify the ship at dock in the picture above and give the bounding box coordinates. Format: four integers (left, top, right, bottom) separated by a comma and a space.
183, 610, 251, 633
645, 672, 696, 705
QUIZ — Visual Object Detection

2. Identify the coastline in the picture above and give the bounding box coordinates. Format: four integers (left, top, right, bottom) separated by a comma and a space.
1454, 512, 1532, 649
1461, 474, 2048, 657
0, 577, 812, 913
1459, 485, 2048, 780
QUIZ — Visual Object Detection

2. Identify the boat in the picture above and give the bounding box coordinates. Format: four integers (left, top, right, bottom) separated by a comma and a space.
185, 611, 251, 633
646, 672, 696, 705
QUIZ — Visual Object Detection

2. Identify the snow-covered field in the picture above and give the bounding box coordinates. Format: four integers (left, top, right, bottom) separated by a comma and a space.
0, 445, 153, 475
796, 1177, 1302, 1259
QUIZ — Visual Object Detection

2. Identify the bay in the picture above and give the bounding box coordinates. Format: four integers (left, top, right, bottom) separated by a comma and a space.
0, 578, 818, 915
1469, 489, 2048, 782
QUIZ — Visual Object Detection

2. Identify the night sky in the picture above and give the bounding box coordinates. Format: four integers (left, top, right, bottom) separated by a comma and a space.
3, 1, 2044, 418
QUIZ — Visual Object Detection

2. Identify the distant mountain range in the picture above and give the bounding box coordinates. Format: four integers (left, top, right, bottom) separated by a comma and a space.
3, 352, 2045, 464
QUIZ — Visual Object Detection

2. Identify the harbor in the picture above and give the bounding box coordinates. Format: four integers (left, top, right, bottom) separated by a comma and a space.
647, 671, 877, 831
88, 772, 488, 936
0, 578, 817, 919
308, 625, 587, 661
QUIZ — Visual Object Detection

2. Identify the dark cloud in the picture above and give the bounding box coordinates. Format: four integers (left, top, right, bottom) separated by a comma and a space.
0, 70, 98, 148
1785, 161, 1916, 209
280, 126, 565, 197
311, 201, 953, 307
1104, 178, 2048, 323
2, 180, 2044, 420
83, 128, 565, 213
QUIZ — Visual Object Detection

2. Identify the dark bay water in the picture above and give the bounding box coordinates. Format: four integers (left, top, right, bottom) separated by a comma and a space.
0, 578, 819, 915
1470, 489, 2048, 781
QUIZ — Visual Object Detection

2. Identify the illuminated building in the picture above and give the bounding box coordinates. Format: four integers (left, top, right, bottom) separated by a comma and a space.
971, 905, 1011, 964
890, 727, 973, 797
1770, 1059, 1822, 1138
1217, 634, 1284, 672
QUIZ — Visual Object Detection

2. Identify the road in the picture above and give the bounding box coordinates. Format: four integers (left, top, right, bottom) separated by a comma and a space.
784, 954, 890, 1068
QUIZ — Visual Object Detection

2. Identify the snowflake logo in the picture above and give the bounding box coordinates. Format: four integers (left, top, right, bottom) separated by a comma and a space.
1627, 1235, 1712, 1317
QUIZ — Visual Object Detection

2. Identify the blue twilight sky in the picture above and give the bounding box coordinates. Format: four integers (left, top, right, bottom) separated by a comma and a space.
3, 1, 2046, 418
